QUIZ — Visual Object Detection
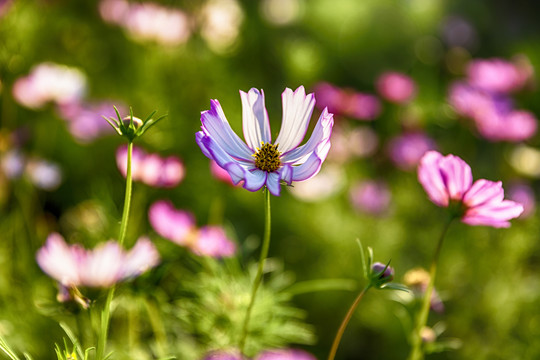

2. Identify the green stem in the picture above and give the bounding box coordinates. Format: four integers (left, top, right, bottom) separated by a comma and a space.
407, 217, 454, 360
239, 189, 272, 355
96, 140, 134, 360
327, 285, 371, 360
143, 297, 169, 357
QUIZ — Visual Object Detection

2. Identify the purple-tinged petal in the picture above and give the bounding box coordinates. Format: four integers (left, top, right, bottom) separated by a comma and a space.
266, 172, 281, 196
196, 131, 214, 159
462, 200, 524, 228
256, 348, 317, 360
291, 152, 322, 181
438, 154, 472, 201
274, 86, 316, 153
122, 236, 160, 280
281, 107, 334, 164
36, 233, 81, 286
417, 151, 449, 207
243, 169, 267, 192
278, 163, 293, 185
241, 88, 271, 149
462, 179, 504, 208
201, 99, 254, 160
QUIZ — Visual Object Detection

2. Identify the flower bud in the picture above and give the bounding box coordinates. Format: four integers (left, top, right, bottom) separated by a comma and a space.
371, 262, 394, 287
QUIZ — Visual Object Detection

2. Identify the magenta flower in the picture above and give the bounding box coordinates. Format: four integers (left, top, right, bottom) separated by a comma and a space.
387, 132, 437, 171
116, 145, 185, 188
507, 182, 535, 218
314, 82, 381, 121
256, 349, 316, 360
418, 151, 523, 227
467, 58, 531, 94
376, 71, 417, 104
148, 200, 236, 258
36, 233, 160, 291
196, 86, 334, 196
349, 180, 391, 216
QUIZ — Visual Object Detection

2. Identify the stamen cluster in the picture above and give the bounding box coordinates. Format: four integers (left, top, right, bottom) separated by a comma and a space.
253, 143, 281, 172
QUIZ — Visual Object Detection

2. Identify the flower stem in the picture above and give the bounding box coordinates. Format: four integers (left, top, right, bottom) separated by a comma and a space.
96, 140, 134, 360
327, 285, 371, 360
407, 217, 454, 360
239, 188, 272, 355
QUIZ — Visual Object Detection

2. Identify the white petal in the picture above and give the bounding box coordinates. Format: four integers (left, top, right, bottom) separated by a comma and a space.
201, 99, 254, 160
282, 108, 334, 164
274, 86, 316, 153
241, 88, 271, 150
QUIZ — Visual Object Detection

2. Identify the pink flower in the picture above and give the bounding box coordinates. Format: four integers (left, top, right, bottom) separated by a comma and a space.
507, 182, 535, 218
467, 58, 530, 94
376, 71, 417, 104
387, 132, 437, 171
418, 151, 523, 228
36, 233, 160, 290
314, 82, 381, 121
210, 159, 236, 185
148, 200, 236, 258
349, 180, 391, 215
256, 349, 317, 360
116, 145, 185, 188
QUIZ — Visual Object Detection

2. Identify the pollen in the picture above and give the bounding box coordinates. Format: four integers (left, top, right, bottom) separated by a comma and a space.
253, 142, 281, 172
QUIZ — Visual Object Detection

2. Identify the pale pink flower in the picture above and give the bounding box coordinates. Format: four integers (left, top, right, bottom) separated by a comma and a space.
418, 151, 523, 228
507, 182, 535, 218
467, 58, 530, 94
148, 200, 236, 258
36, 233, 160, 290
210, 159, 236, 185
13, 63, 86, 109
376, 71, 417, 104
314, 82, 381, 121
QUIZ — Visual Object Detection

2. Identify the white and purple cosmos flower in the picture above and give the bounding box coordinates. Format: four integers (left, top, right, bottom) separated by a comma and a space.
196, 86, 334, 196
36, 233, 160, 302
418, 151, 523, 228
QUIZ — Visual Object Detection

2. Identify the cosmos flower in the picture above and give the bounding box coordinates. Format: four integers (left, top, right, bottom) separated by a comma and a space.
376, 71, 417, 104
148, 200, 236, 258
196, 86, 334, 196
349, 180, 391, 216
314, 82, 381, 121
387, 132, 437, 171
36, 233, 160, 291
418, 151, 523, 228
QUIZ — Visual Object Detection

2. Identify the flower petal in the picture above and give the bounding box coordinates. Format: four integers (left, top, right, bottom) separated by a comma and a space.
462, 200, 524, 228
275, 86, 316, 153
243, 169, 267, 192
201, 99, 253, 160
291, 152, 323, 181
266, 172, 282, 196
122, 237, 160, 280
438, 154, 472, 201
417, 151, 449, 207
149, 200, 196, 244
241, 88, 271, 150
281, 107, 334, 164
462, 179, 504, 208
279, 163, 293, 185
36, 233, 80, 286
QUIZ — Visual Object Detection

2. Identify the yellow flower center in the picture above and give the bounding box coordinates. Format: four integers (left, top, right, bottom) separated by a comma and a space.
253, 143, 281, 172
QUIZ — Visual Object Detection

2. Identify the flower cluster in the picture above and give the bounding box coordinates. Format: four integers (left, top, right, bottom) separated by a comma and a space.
418, 151, 523, 227
116, 145, 184, 188
196, 86, 334, 196
448, 56, 537, 142
36, 233, 160, 301
149, 200, 236, 258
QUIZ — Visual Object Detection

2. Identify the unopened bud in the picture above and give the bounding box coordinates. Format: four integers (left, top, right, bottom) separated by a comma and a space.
123, 115, 143, 129
421, 326, 437, 343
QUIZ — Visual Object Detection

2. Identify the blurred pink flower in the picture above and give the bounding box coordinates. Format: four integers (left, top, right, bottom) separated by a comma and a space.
327, 125, 379, 164
349, 180, 391, 215
36, 233, 160, 290
25, 159, 62, 190
204, 351, 242, 360
210, 159, 236, 185
57, 101, 125, 143
116, 145, 185, 188
448, 81, 537, 142
467, 58, 532, 94
387, 132, 437, 171
507, 182, 535, 218
256, 349, 317, 360
1, 150, 25, 179
314, 82, 381, 121
148, 200, 236, 258
418, 151, 523, 227
376, 71, 417, 104
13, 63, 86, 109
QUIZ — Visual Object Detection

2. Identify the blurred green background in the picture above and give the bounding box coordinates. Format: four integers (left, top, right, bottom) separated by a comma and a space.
1, 0, 540, 359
